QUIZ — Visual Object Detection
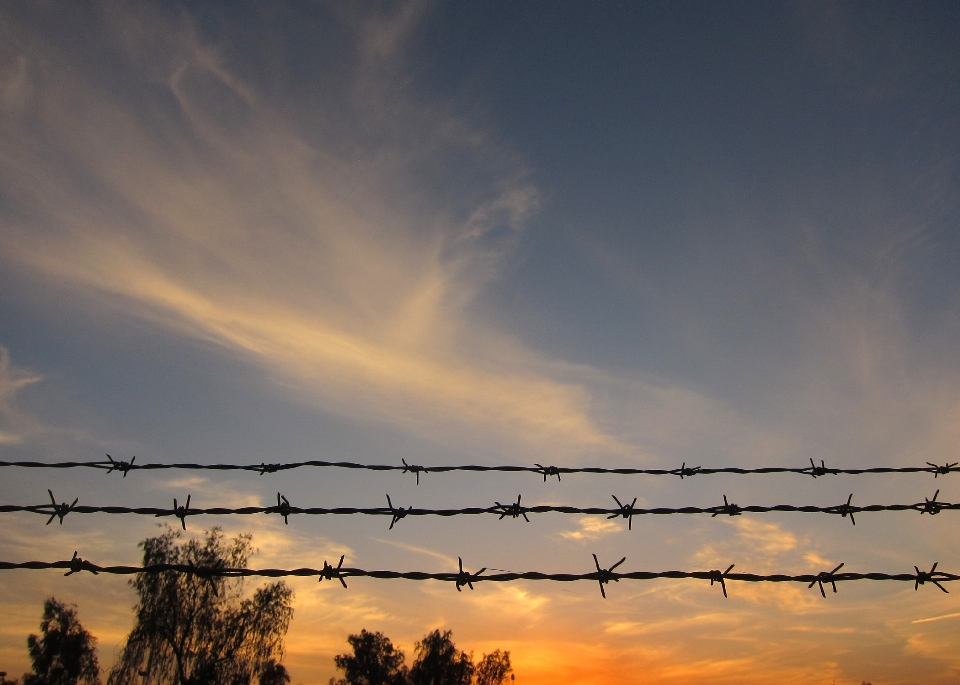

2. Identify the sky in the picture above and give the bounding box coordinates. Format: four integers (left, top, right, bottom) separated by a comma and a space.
1, 1, 960, 683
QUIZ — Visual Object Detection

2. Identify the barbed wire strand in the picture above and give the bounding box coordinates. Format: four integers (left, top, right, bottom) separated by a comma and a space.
0, 456, 957, 480
0, 555, 953, 599
4, 491, 958, 529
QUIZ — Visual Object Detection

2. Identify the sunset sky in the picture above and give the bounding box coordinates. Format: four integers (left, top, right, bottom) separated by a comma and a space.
2, 1, 960, 683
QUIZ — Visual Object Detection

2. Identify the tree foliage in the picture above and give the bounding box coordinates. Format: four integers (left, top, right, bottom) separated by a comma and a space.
22, 597, 100, 685
332, 630, 509, 685
408, 631, 473, 685
331, 630, 407, 685
256, 661, 290, 685
107, 527, 293, 685
473, 651, 511, 685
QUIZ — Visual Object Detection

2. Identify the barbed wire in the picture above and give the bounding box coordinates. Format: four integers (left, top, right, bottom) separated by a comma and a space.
0, 456, 956, 480
4, 490, 957, 529
0, 554, 953, 598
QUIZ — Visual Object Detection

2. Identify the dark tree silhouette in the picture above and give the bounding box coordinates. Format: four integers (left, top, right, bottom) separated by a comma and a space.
107, 527, 293, 685
257, 661, 290, 685
408, 631, 472, 685
331, 630, 407, 685
0, 673, 20, 685
473, 651, 511, 685
22, 597, 100, 685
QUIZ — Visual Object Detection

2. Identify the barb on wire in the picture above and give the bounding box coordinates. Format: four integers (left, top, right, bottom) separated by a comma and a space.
319, 555, 347, 588
711, 495, 741, 517
608, 495, 637, 530
710, 564, 735, 598
829, 494, 856, 525
456, 557, 485, 591
158, 496, 191, 530
386, 495, 411, 530
189, 557, 228, 595
402, 459, 425, 485
105, 455, 136, 477
809, 563, 845, 597
927, 462, 958, 478
5, 458, 960, 479
64, 551, 98, 577
534, 464, 561, 482
494, 495, 529, 522
593, 554, 626, 598
806, 459, 835, 478
921, 490, 942, 515
45, 490, 77, 526
914, 563, 948, 593
673, 462, 701, 479
273, 493, 292, 524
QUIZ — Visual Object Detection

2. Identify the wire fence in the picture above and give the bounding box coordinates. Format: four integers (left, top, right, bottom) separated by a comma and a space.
0, 554, 952, 598
1, 456, 957, 481
3, 455, 959, 602
4, 490, 953, 529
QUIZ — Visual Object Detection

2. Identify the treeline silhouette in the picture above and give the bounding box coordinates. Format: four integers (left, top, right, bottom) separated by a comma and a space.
0, 528, 509, 685
329, 629, 511, 685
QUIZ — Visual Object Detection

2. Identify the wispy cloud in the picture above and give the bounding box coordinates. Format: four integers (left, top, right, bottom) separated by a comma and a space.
0, 3, 648, 460
912, 612, 960, 625
692, 518, 807, 570
559, 516, 623, 542
371, 538, 458, 567
728, 518, 797, 556
0, 345, 42, 445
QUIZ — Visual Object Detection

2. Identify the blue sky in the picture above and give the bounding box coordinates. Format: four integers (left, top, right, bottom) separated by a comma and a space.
2, 2, 960, 684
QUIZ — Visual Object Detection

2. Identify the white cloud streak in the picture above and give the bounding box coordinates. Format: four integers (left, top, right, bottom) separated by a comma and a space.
0, 345, 41, 445
0, 2, 649, 459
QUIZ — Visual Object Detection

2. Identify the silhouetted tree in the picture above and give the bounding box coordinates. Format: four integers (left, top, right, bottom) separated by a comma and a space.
108, 527, 293, 685
257, 661, 290, 685
21, 597, 100, 685
331, 630, 407, 685
408, 631, 472, 685
0, 673, 20, 685
473, 651, 511, 685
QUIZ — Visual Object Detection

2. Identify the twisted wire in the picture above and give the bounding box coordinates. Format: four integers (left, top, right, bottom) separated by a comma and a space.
0, 555, 954, 599
1, 457, 956, 479
7, 491, 959, 528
